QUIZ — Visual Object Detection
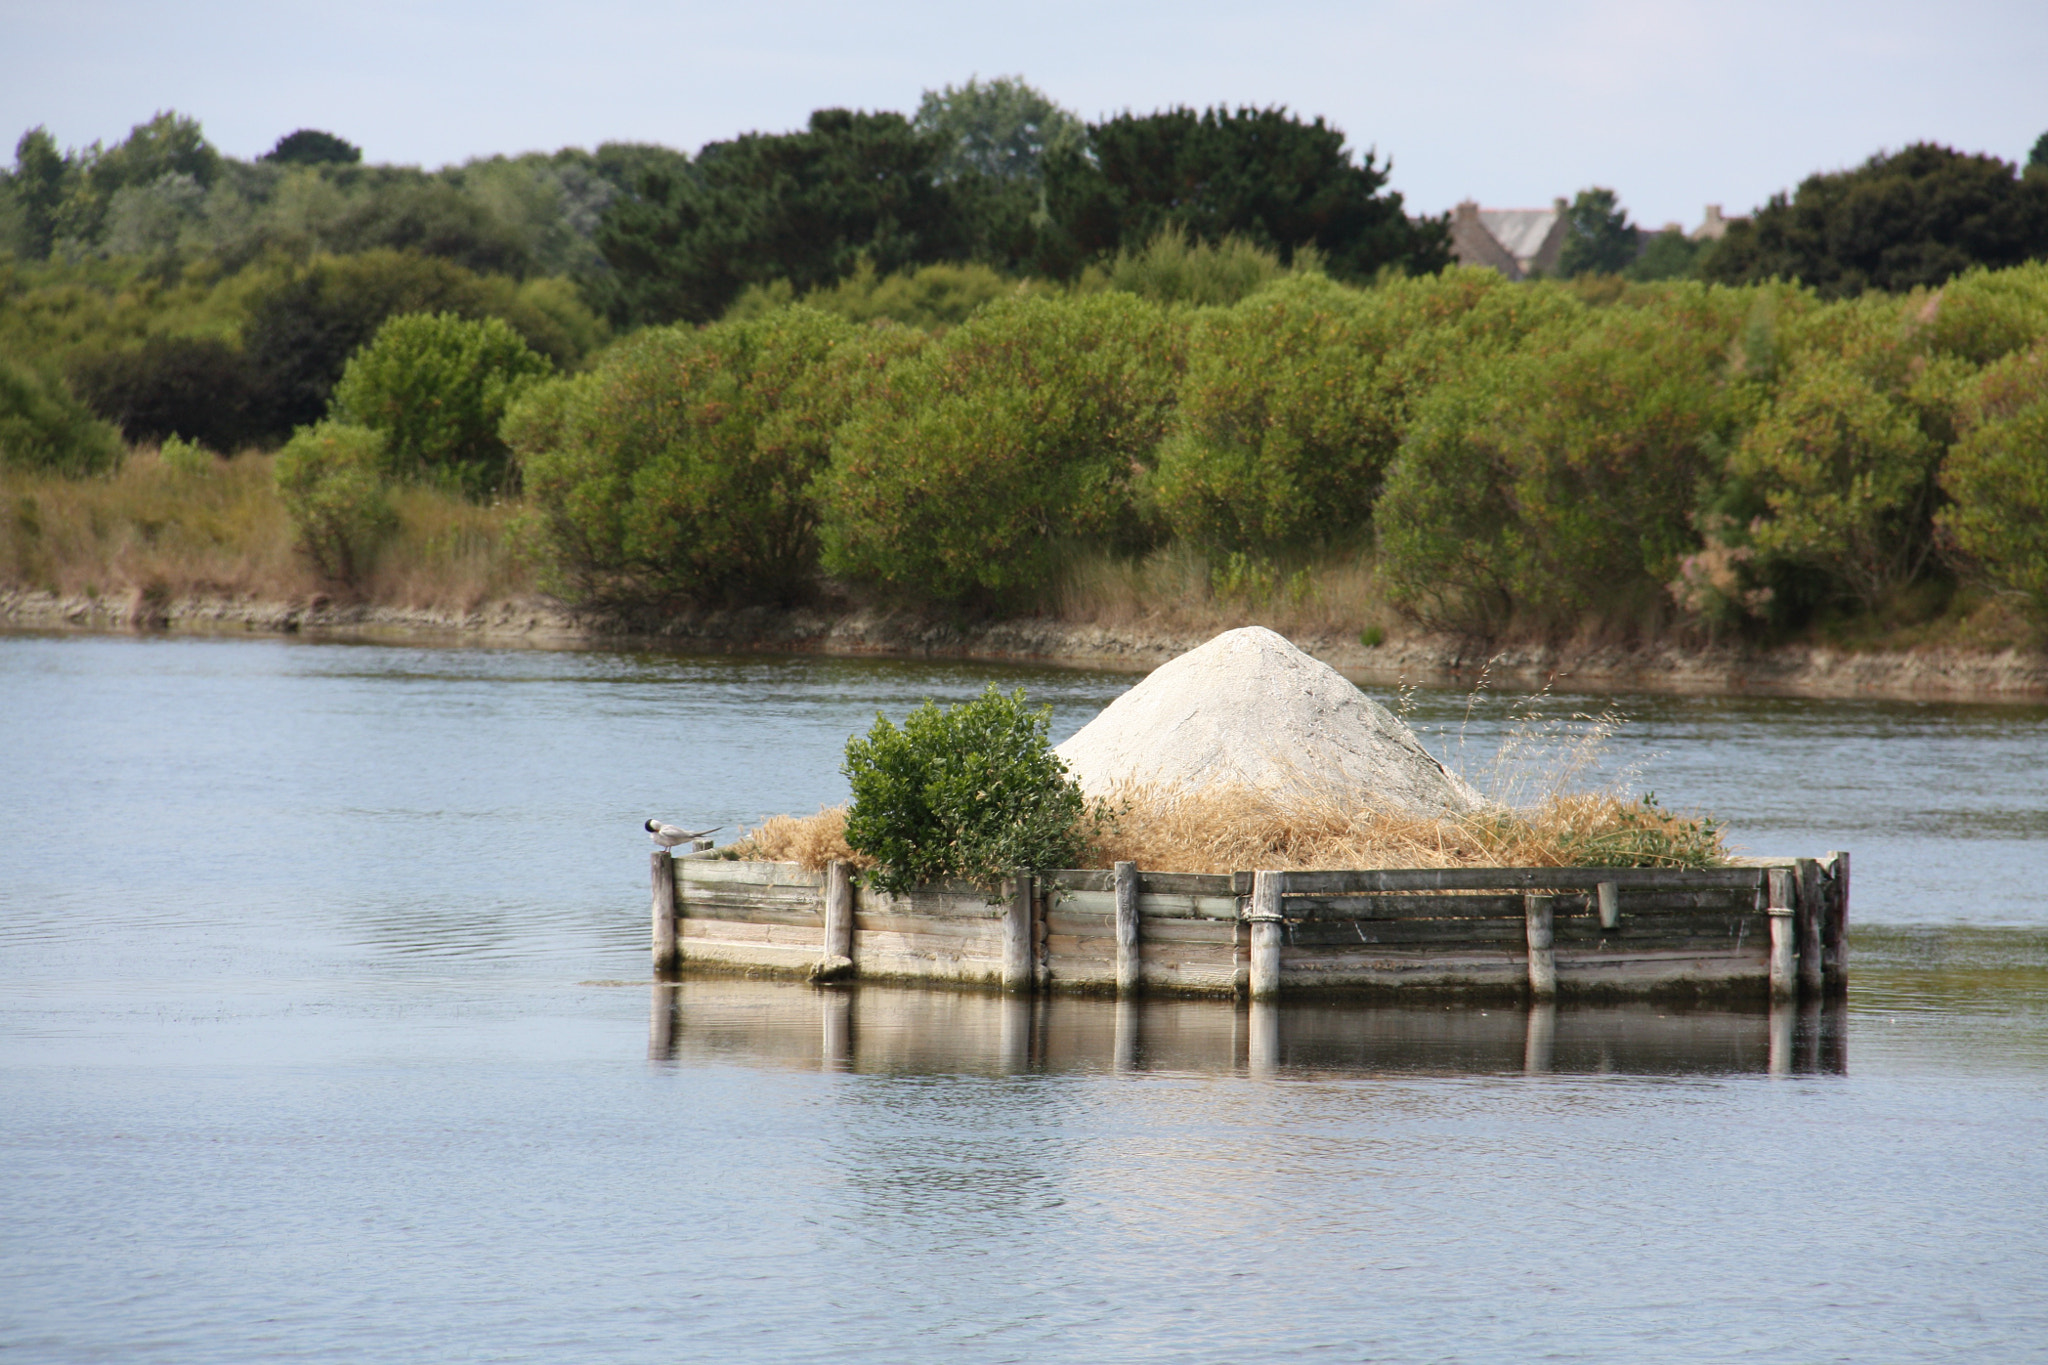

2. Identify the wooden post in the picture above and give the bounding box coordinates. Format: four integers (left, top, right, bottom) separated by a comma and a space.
1795, 858, 1824, 996
1114, 861, 1141, 997
1596, 881, 1620, 931
1824, 850, 1851, 990
1524, 894, 1556, 999
1002, 871, 1033, 993
1248, 870, 1286, 1001
651, 849, 678, 976
823, 860, 854, 961
1767, 868, 1796, 1000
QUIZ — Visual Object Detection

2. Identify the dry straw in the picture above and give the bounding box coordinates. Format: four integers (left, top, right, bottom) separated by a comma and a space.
732, 679, 1728, 875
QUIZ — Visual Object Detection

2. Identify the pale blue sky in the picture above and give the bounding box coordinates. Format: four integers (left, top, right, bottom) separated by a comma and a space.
6, 0, 2044, 232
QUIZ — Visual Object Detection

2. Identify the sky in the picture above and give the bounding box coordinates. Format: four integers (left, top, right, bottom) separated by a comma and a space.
5, 0, 2045, 232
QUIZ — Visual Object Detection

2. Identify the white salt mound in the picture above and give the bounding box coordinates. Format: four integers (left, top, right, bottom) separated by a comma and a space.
1054, 627, 1481, 817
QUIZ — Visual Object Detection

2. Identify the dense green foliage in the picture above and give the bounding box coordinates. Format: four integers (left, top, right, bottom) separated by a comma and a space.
0, 357, 125, 475
514, 307, 920, 604
1939, 347, 2048, 611
842, 685, 1103, 896
1702, 143, 2048, 297
1556, 188, 1638, 279
819, 293, 1180, 607
330, 312, 553, 496
272, 421, 395, 583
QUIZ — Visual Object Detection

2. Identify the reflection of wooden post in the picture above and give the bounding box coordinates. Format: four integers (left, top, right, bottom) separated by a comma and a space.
1113, 998, 1138, 1073
1114, 861, 1141, 997
1248, 871, 1285, 1001
1767, 868, 1796, 1001
1524, 894, 1556, 999
1248, 999, 1280, 1075
1524, 1001, 1556, 1074
648, 983, 676, 1060
1824, 851, 1851, 991
1002, 872, 1033, 993
821, 990, 851, 1071
823, 860, 853, 961
999, 995, 1031, 1071
1796, 858, 1824, 996
651, 850, 678, 976
1768, 997, 1794, 1076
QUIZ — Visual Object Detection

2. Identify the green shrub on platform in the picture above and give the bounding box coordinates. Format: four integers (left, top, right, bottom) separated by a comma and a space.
514, 307, 924, 604
0, 358, 125, 477
273, 421, 395, 584
330, 311, 553, 498
842, 685, 1108, 897
820, 292, 1180, 607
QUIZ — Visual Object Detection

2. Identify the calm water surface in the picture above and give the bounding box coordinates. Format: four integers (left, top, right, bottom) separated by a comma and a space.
3, 633, 2046, 1363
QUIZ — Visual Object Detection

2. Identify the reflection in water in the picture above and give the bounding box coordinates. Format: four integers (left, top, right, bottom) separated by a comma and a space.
648, 977, 1848, 1078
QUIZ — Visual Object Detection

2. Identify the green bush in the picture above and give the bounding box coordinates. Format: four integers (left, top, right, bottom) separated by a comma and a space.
1096, 226, 1289, 307
820, 292, 1180, 606
273, 421, 395, 584
514, 307, 922, 604
67, 334, 259, 452
1151, 269, 1574, 558
1378, 286, 1747, 634
0, 358, 125, 476
1938, 348, 2048, 614
842, 685, 1107, 896
329, 311, 553, 497
727, 259, 1032, 330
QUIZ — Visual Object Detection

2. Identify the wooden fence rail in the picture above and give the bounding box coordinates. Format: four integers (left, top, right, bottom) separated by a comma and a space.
653, 852, 1849, 1002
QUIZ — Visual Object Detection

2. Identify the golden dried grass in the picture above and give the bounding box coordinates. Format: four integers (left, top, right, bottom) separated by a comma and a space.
1, 446, 533, 610
732, 784, 1727, 875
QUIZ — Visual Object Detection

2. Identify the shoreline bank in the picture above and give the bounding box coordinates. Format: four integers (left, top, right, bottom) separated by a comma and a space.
5, 585, 2045, 701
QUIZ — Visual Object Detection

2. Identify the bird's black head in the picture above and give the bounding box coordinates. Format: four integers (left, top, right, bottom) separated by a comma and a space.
644, 818, 659, 832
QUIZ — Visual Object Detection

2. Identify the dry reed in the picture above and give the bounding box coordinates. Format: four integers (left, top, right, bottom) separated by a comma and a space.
1053, 543, 1399, 640
1, 446, 533, 610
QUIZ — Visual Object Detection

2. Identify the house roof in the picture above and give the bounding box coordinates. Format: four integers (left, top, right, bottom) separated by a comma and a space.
1477, 208, 1563, 265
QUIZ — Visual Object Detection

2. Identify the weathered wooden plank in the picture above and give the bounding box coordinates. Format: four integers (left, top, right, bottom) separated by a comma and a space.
1044, 908, 1116, 936
1284, 917, 1530, 947
1525, 894, 1557, 998
1136, 893, 1241, 922
678, 859, 826, 890
859, 889, 1006, 920
675, 938, 822, 973
1273, 866, 1769, 895
1284, 893, 1528, 921
1824, 850, 1851, 986
824, 860, 853, 962
850, 912, 1011, 942
1044, 869, 1113, 893
680, 918, 827, 950
1552, 910, 1768, 939
677, 903, 823, 930
1137, 871, 1236, 896
1128, 916, 1239, 946
1002, 873, 1032, 992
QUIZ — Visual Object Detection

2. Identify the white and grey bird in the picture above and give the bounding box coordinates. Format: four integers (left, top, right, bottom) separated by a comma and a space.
646, 818, 721, 850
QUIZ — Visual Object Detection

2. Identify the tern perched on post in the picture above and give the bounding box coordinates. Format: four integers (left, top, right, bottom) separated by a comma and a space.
646, 818, 721, 850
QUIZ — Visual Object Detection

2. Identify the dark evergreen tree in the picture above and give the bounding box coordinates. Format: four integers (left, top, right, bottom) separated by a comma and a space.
593, 110, 969, 326
1702, 143, 2048, 296
1556, 187, 1638, 278
261, 129, 362, 165
1038, 105, 1448, 280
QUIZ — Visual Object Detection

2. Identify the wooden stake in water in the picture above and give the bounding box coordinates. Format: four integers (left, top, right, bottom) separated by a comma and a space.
1767, 868, 1796, 1000
651, 849, 678, 976
1824, 850, 1851, 990
1114, 861, 1141, 997
1248, 870, 1286, 1001
823, 859, 854, 963
1796, 858, 1824, 996
1524, 894, 1556, 999
1002, 872, 1033, 993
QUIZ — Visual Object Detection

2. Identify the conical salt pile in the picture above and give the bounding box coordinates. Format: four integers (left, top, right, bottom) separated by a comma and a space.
1054, 627, 1480, 816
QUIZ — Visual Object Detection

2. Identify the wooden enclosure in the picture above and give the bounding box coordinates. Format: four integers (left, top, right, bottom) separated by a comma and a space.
654, 851, 1850, 1001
